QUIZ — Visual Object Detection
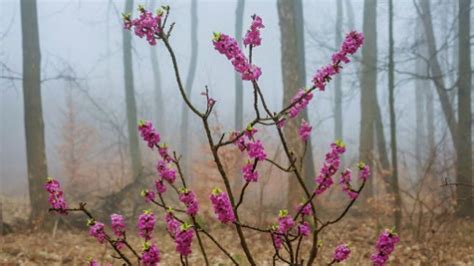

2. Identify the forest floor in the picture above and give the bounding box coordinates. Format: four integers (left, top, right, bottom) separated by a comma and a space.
1, 215, 473, 265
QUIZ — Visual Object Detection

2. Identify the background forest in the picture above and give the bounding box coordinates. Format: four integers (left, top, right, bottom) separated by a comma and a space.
0, 0, 473, 264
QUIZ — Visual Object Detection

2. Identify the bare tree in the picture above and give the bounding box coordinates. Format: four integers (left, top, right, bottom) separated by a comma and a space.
295, 0, 316, 187
358, 0, 377, 199
180, 0, 198, 175
278, 0, 312, 209
388, 0, 402, 229
123, 0, 142, 180
455, 0, 473, 217
234, 0, 245, 130
149, 1, 164, 135
20, 0, 50, 226
334, 0, 343, 141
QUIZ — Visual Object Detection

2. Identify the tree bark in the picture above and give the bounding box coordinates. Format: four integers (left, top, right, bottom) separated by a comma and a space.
456, 0, 473, 217
234, 0, 245, 130
295, 0, 316, 188
388, 0, 402, 229
123, 0, 142, 180
334, 0, 343, 141
278, 0, 311, 209
149, 1, 164, 135
180, 0, 198, 176
358, 0, 377, 199
20, 0, 51, 227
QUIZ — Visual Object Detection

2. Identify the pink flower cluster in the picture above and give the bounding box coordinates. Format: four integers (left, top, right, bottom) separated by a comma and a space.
141, 242, 161, 265
179, 189, 199, 216
165, 211, 181, 236
339, 169, 359, 200
123, 7, 163, 46
298, 221, 311, 236
312, 31, 364, 91
370, 229, 400, 266
138, 120, 161, 149
358, 161, 371, 181
243, 15, 264, 47
137, 210, 156, 241
288, 89, 314, 119
277, 210, 295, 234
155, 179, 167, 194
296, 202, 313, 217
213, 32, 262, 81
315, 141, 346, 195
142, 189, 156, 203
209, 188, 236, 224
299, 119, 312, 141
156, 160, 177, 183
44, 177, 68, 214
175, 224, 195, 256
333, 244, 351, 262
110, 213, 125, 238
158, 144, 172, 162
88, 220, 106, 244
242, 161, 258, 182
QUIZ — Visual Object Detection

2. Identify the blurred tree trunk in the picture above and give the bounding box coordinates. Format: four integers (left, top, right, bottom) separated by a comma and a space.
456, 0, 473, 217
123, 0, 142, 180
388, 0, 402, 230
344, 0, 355, 29
234, 0, 245, 130
278, 0, 312, 209
418, 0, 458, 142
180, 0, 198, 176
149, 1, 164, 135
358, 0, 377, 199
295, 0, 316, 187
334, 0, 343, 141
415, 20, 427, 173
20, 0, 51, 227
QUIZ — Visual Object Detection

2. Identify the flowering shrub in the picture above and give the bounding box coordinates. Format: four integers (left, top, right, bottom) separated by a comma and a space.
44, 5, 399, 266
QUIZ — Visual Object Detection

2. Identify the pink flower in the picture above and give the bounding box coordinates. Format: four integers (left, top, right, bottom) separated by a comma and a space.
358, 162, 371, 181
138, 120, 161, 148
311, 31, 364, 91
137, 210, 155, 241
315, 141, 346, 195
44, 177, 68, 214
110, 214, 125, 237
277, 210, 295, 234
244, 125, 258, 140
124, 7, 163, 46
333, 244, 351, 262
141, 242, 160, 265
271, 232, 282, 250
243, 14, 264, 47
299, 120, 312, 141
210, 188, 236, 224
141, 189, 156, 203
179, 189, 199, 216
230, 131, 247, 151
156, 160, 177, 183
212, 32, 262, 81
88, 220, 106, 244
242, 161, 258, 182
370, 229, 400, 266
296, 202, 313, 217
155, 179, 167, 194
175, 223, 194, 256
165, 211, 181, 237
158, 144, 172, 162
288, 89, 314, 118
246, 140, 267, 161
339, 169, 359, 200
298, 221, 311, 236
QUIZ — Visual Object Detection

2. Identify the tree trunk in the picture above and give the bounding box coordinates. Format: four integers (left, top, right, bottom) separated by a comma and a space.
234, 0, 245, 130
388, 0, 402, 230
456, 0, 473, 217
277, 0, 310, 209
334, 0, 343, 141
149, 1, 164, 135
123, 0, 142, 180
20, 0, 52, 228
180, 0, 198, 176
418, 0, 458, 142
344, 0, 355, 29
295, 0, 316, 188
358, 0, 377, 199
